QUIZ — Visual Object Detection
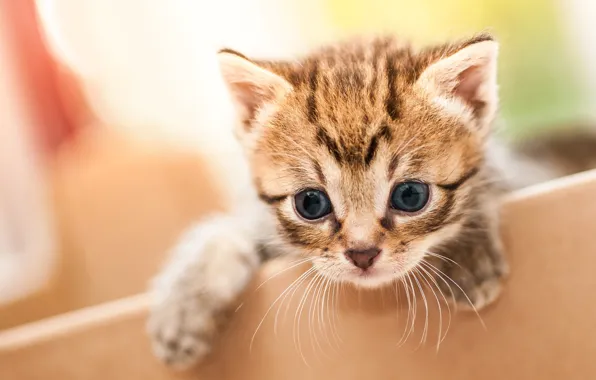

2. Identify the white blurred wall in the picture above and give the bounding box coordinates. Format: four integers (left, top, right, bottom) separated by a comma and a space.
0, 8, 55, 305
36, 0, 334, 199
0, 0, 333, 305
560, 0, 596, 115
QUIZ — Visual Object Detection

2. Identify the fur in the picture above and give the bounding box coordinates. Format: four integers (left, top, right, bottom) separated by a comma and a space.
148, 34, 596, 368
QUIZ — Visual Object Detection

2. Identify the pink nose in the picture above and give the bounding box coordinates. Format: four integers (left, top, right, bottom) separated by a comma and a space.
345, 247, 381, 270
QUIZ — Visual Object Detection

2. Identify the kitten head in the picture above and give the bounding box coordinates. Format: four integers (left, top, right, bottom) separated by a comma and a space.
218, 34, 499, 287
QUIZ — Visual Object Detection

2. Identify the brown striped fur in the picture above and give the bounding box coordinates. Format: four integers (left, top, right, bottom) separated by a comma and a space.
217, 33, 507, 305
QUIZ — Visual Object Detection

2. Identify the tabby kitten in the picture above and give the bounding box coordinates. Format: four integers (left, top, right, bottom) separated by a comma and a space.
149, 33, 517, 368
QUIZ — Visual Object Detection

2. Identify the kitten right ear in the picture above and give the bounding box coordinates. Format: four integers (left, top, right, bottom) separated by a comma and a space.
217, 50, 292, 129
416, 36, 498, 138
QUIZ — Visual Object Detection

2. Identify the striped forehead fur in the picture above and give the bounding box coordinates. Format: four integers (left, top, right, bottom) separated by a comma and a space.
238, 34, 492, 171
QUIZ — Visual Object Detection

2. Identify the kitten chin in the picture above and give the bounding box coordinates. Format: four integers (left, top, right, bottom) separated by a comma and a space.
312, 259, 397, 288
340, 268, 404, 289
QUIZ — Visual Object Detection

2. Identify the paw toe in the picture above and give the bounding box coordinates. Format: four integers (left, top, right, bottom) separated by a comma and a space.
457, 277, 503, 311
148, 308, 214, 369
153, 333, 210, 370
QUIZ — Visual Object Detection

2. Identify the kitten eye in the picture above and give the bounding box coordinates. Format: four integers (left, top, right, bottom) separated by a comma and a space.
390, 181, 430, 213
294, 189, 332, 220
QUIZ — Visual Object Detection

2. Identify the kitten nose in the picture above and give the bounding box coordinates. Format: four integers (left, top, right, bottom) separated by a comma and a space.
345, 247, 381, 270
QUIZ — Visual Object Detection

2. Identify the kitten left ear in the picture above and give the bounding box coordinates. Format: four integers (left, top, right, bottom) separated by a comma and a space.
416, 39, 499, 137
217, 50, 292, 131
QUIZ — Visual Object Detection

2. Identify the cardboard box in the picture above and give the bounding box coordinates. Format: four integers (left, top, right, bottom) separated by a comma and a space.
1, 167, 595, 379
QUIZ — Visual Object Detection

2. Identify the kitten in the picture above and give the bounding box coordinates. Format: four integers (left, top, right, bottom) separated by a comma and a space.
147, 34, 593, 368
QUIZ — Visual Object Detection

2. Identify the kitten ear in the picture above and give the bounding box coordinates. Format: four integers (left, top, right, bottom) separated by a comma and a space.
416, 38, 499, 137
217, 50, 292, 130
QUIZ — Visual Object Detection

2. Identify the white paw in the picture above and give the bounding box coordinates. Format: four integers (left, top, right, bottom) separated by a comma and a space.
147, 216, 260, 369
147, 297, 216, 369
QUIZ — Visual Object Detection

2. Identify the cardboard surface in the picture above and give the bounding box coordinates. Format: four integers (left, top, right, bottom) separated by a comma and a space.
1, 169, 596, 379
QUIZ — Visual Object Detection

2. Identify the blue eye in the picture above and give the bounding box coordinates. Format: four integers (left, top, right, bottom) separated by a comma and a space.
390, 182, 430, 213
294, 189, 332, 220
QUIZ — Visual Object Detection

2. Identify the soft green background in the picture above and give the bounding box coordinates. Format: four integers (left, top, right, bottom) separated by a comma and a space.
324, 0, 590, 138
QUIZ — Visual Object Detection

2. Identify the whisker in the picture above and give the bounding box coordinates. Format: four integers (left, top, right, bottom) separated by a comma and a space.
322, 274, 342, 354
397, 274, 414, 347
308, 274, 326, 359
422, 250, 463, 270
393, 280, 400, 324
318, 276, 335, 351
395, 135, 417, 156
251, 267, 316, 351
280, 265, 316, 327
401, 142, 434, 158
406, 273, 419, 343
418, 264, 451, 350
412, 268, 429, 349
238, 258, 309, 312
421, 261, 486, 330
294, 271, 322, 366
259, 172, 306, 186
331, 277, 343, 345
280, 133, 319, 164
419, 260, 457, 309
274, 266, 317, 334
254, 257, 314, 292
265, 152, 313, 163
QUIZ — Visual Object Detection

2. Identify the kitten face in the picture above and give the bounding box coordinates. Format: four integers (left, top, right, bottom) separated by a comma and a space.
218, 35, 498, 287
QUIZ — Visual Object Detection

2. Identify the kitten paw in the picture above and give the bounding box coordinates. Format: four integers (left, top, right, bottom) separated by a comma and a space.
147, 217, 259, 369
147, 299, 216, 369
443, 255, 508, 311
433, 229, 509, 312
455, 276, 503, 311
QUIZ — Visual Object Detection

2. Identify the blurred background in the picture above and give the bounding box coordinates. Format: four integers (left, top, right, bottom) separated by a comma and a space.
1, 0, 595, 329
